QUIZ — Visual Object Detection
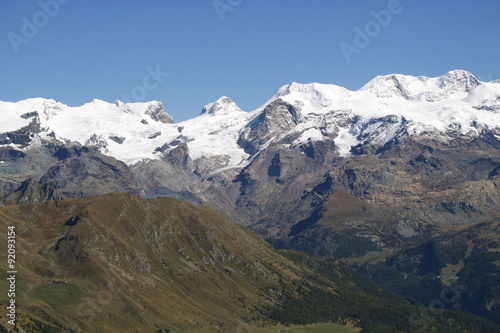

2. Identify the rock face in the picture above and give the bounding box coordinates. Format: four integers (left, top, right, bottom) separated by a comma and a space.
238, 99, 302, 155
1, 178, 66, 206
263, 136, 500, 256
0, 138, 139, 199
144, 101, 174, 123
0, 111, 41, 146
39, 144, 140, 198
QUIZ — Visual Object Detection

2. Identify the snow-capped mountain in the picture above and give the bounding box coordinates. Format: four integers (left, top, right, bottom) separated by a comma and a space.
3, 70, 500, 329
0, 98, 174, 164
2, 70, 498, 170
1, 70, 500, 238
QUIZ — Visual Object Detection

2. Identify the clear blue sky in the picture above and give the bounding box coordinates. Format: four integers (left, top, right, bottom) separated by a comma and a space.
1, 0, 499, 121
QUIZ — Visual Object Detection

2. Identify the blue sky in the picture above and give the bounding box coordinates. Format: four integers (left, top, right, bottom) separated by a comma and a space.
1, 0, 499, 121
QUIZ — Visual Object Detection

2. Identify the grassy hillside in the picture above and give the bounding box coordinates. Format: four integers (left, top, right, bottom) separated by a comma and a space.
0, 193, 497, 332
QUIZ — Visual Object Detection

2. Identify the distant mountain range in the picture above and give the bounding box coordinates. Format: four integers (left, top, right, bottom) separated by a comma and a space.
1, 69, 499, 228
2, 70, 498, 167
1, 70, 499, 329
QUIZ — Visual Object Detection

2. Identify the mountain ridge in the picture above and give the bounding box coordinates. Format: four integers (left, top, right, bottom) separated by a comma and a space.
1, 70, 500, 328
1, 192, 498, 332
1, 70, 498, 183
1, 70, 499, 221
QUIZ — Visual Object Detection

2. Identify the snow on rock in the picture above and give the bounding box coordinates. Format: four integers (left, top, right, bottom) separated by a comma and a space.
439, 69, 480, 93
269, 82, 351, 115
335, 127, 358, 156
1, 70, 499, 169
293, 127, 324, 146
0, 98, 177, 164
359, 70, 480, 102
264, 70, 499, 153
176, 99, 251, 166
200, 96, 244, 116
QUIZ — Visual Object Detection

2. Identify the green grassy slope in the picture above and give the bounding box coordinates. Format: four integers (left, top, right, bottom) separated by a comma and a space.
0, 193, 497, 332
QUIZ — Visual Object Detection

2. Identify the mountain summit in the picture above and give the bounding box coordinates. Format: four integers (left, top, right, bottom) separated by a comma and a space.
360, 70, 482, 101
200, 96, 244, 116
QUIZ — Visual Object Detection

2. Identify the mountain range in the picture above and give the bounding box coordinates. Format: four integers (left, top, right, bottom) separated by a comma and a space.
2, 70, 499, 233
1, 70, 499, 330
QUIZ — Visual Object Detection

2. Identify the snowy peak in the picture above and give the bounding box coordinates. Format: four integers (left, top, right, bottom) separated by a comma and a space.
359, 74, 416, 99
2, 98, 174, 125
274, 82, 319, 97
272, 82, 346, 100
268, 82, 349, 115
111, 100, 173, 123
0, 98, 176, 164
360, 70, 481, 101
200, 97, 243, 116
438, 69, 480, 93
40, 99, 66, 120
